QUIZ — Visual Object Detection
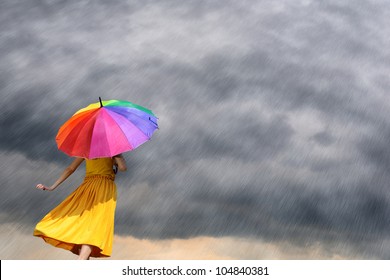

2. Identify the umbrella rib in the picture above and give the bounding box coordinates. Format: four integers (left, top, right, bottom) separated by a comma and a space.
102, 109, 135, 155
108, 110, 139, 149
107, 107, 158, 153
56, 110, 98, 157
109, 107, 158, 136
71, 109, 100, 158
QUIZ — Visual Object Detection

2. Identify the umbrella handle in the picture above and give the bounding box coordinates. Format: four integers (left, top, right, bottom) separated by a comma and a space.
99, 97, 103, 107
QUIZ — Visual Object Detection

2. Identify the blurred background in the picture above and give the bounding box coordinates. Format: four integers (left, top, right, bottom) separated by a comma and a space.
1, 0, 390, 259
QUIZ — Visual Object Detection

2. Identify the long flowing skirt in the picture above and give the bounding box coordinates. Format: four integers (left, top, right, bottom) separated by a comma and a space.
33, 175, 117, 257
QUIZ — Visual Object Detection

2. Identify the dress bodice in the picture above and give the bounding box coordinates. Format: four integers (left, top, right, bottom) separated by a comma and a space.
85, 158, 115, 177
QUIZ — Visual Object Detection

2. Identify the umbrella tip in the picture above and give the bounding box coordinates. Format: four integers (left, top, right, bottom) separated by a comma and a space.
99, 97, 103, 107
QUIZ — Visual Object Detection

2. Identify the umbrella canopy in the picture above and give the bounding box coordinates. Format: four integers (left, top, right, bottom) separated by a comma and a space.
56, 98, 158, 159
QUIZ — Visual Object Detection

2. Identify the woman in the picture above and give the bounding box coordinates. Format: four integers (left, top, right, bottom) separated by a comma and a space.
33, 154, 127, 260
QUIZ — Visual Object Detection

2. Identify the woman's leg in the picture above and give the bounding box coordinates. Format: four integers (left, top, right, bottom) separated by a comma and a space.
78, 245, 92, 260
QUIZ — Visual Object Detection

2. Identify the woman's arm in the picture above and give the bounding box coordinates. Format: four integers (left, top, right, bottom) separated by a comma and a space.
36, 157, 84, 191
113, 154, 127, 172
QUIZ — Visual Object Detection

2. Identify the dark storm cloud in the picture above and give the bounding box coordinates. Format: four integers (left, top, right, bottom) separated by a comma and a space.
0, 90, 62, 160
115, 179, 390, 258
358, 121, 390, 173
311, 131, 335, 147
1, 0, 390, 259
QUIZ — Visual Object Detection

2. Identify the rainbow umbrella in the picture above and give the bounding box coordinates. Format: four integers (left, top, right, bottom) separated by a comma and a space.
56, 98, 158, 159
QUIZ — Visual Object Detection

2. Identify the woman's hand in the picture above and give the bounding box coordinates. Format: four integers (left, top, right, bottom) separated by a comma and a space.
113, 154, 127, 172
35, 158, 84, 192
36, 184, 53, 191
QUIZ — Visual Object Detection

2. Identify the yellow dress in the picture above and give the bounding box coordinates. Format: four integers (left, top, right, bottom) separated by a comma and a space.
33, 158, 117, 258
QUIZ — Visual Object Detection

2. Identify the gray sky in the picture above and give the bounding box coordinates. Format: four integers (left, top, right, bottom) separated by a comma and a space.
1, 0, 390, 259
